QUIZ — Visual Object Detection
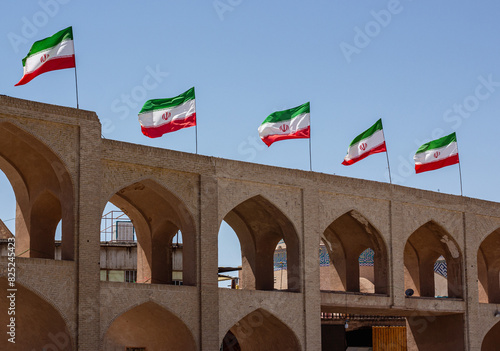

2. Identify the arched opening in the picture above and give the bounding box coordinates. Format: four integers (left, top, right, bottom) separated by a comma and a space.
274, 240, 287, 290
218, 221, 242, 288
221, 309, 301, 351
478, 229, 500, 303
103, 301, 196, 351
0, 169, 15, 241
220, 195, 301, 292
0, 278, 73, 350
434, 256, 448, 297
359, 248, 375, 294
481, 321, 500, 351
404, 221, 463, 298
101, 179, 196, 286
322, 210, 388, 294
0, 122, 74, 260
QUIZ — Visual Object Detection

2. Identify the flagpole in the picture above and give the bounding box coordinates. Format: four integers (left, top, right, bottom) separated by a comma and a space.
194, 97, 198, 154
74, 66, 80, 109
456, 134, 463, 196
309, 135, 312, 171
72, 33, 80, 109
308, 110, 312, 171
381, 125, 392, 184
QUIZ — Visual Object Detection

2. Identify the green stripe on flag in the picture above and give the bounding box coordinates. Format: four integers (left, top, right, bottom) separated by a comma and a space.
348, 119, 383, 147
22, 27, 73, 67
261, 102, 310, 125
139, 87, 195, 114
415, 132, 457, 154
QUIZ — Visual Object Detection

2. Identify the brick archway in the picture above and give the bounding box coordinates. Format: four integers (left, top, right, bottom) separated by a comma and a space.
0, 122, 74, 260
404, 221, 463, 298
221, 195, 301, 292
106, 179, 197, 285
221, 308, 301, 351
322, 210, 389, 294
0, 278, 73, 350
103, 301, 196, 351
478, 228, 500, 303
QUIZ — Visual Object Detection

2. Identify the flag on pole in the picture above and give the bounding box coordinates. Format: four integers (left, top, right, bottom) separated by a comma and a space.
342, 119, 387, 165
414, 132, 459, 173
15, 27, 75, 86
258, 102, 310, 147
138, 87, 196, 138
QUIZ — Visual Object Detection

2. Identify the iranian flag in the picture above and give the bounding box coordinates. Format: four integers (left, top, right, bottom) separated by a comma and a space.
258, 102, 310, 147
138, 87, 196, 138
15, 27, 75, 86
342, 119, 387, 165
414, 132, 459, 173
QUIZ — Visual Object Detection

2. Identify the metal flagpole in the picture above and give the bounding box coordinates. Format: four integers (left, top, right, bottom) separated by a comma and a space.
194, 97, 198, 154
309, 134, 312, 171
381, 125, 392, 184
308, 106, 312, 171
72, 31, 80, 109
456, 134, 463, 196
74, 66, 80, 109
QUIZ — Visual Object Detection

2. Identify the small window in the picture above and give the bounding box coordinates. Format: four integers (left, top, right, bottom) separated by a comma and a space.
125, 270, 137, 283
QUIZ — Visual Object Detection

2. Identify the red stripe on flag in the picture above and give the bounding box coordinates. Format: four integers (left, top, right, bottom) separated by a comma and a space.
141, 113, 197, 138
260, 126, 310, 147
341, 142, 387, 166
415, 154, 459, 174
15, 55, 76, 86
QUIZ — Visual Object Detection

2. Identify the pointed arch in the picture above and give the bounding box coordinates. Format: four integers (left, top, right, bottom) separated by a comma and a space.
221, 308, 301, 351
478, 228, 500, 303
0, 122, 74, 260
0, 278, 73, 350
103, 301, 196, 351
481, 320, 500, 351
404, 221, 463, 298
104, 178, 197, 285
322, 210, 388, 294
221, 195, 301, 292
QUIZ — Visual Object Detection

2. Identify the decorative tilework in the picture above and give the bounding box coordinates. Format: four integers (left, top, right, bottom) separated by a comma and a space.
275, 246, 448, 278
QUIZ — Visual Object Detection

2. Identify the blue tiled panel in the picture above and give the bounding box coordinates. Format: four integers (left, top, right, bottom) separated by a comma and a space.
434, 260, 447, 278
319, 246, 330, 266
358, 248, 375, 266
274, 248, 287, 271
274, 247, 449, 278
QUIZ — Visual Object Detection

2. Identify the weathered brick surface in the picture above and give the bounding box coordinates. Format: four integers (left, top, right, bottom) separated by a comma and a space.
2, 96, 500, 350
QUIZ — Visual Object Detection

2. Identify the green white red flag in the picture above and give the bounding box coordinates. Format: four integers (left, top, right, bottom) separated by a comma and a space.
138, 87, 196, 138
414, 132, 459, 173
342, 119, 387, 165
15, 27, 75, 86
258, 102, 310, 147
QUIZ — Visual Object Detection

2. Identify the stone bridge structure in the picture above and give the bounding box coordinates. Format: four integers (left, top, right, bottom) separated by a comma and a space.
0, 95, 499, 350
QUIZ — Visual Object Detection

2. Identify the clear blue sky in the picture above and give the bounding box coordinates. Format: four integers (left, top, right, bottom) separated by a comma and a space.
1, 1, 500, 277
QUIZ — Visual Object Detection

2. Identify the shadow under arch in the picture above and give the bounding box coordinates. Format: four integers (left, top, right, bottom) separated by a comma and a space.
478, 228, 500, 303
0, 277, 73, 350
481, 320, 500, 351
105, 178, 196, 285
404, 220, 463, 298
0, 122, 74, 260
103, 301, 196, 351
221, 195, 301, 292
221, 308, 301, 351
322, 210, 388, 294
